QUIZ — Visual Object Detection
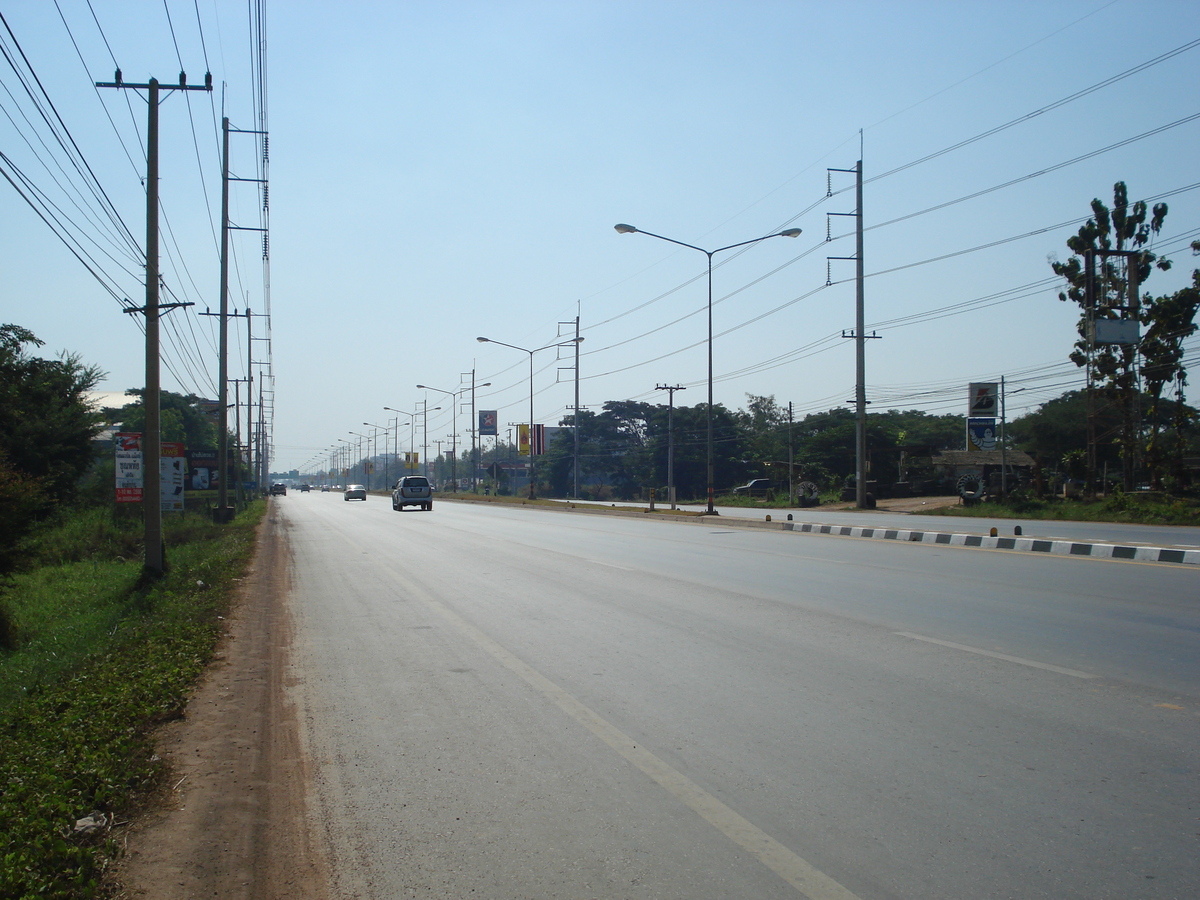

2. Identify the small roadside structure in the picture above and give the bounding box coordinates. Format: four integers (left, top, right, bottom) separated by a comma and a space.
932, 449, 1036, 500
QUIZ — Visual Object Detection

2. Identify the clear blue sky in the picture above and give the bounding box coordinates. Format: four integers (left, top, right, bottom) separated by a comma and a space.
3, 1, 1198, 475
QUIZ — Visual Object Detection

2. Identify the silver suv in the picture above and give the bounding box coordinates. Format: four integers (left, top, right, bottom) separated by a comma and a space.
392, 475, 433, 511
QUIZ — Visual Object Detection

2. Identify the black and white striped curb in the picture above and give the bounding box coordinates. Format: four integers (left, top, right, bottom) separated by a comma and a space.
783, 521, 1200, 566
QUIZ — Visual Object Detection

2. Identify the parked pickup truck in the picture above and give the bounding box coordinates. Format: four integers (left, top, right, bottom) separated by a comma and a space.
732, 478, 774, 497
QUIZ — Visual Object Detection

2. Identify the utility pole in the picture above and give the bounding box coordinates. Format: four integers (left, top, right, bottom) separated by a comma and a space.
829, 150, 878, 509
214, 118, 268, 522
97, 70, 211, 576
571, 312, 582, 499
468, 369, 478, 492
656, 384, 686, 509
788, 401, 794, 506
556, 313, 584, 499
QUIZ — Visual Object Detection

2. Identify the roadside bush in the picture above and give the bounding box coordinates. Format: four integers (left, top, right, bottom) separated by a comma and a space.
0, 456, 48, 575
0, 600, 15, 651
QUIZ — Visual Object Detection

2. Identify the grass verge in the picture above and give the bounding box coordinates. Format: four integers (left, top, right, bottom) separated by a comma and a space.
922, 492, 1199, 526
0, 501, 264, 900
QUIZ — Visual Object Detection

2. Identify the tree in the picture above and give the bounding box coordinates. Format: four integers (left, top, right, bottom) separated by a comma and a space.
1009, 391, 1118, 471
1140, 253, 1200, 487
110, 389, 220, 451
0, 324, 105, 504
1050, 181, 1170, 489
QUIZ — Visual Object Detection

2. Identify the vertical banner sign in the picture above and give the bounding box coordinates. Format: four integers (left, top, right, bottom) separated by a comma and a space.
532, 423, 545, 456
115, 432, 143, 502
161, 442, 186, 511
479, 410, 498, 437
968, 382, 999, 416
518, 423, 530, 456
967, 418, 997, 451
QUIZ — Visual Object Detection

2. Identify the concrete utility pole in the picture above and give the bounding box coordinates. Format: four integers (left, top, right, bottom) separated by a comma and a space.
854, 158, 867, 509
563, 312, 582, 499
788, 401, 794, 505
215, 118, 268, 522
97, 71, 211, 576
656, 384, 686, 508
829, 151, 877, 509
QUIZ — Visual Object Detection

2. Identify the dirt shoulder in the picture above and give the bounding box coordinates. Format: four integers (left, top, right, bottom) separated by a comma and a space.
108, 504, 330, 900
821, 495, 962, 513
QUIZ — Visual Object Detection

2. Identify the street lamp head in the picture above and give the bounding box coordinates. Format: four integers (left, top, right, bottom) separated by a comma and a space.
614, 223, 638, 234
416, 384, 427, 389
476, 336, 489, 343
780, 228, 802, 238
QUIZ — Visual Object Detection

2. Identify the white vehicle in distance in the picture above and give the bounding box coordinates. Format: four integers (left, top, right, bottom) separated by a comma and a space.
392, 475, 433, 511
343, 484, 367, 501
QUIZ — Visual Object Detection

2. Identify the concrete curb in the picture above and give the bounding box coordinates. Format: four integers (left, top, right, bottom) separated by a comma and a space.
781, 522, 1200, 566
438, 497, 1200, 566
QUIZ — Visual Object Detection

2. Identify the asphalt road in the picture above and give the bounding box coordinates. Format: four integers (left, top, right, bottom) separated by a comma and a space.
280, 492, 1198, 900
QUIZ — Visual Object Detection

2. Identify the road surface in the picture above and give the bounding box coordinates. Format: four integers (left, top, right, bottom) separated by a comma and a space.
274, 492, 1197, 899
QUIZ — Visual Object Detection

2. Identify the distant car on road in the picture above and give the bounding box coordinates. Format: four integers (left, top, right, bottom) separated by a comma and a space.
321, 484, 330, 492
269, 482, 287, 496
299, 483, 310, 492
343, 484, 367, 501
392, 475, 433, 511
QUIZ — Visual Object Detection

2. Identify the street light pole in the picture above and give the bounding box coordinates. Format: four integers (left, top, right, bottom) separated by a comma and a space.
477, 336, 583, 500
417, 385, 461, 491
364, 422, 389, 487
349, 432, 369, 489
616, 224, 801, 514
384, 408, 416, 479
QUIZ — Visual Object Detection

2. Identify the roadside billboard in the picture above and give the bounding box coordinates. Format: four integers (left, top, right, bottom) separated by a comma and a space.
968, 382, 999, 416
114, 433, 187, 510
479, 410, 498, 436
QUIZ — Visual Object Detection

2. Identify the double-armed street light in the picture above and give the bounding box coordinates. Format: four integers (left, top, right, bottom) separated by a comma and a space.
615, 223, 801, 513
476, 336, 584, 500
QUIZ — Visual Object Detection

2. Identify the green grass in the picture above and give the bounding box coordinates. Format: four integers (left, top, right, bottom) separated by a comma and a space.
0, 502, 264, 899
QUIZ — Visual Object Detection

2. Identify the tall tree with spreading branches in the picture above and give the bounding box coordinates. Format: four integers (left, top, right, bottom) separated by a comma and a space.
1050, 181, 1171, 489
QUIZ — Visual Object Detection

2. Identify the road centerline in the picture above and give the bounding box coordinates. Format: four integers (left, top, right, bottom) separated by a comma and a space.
894, 632, 1097, 678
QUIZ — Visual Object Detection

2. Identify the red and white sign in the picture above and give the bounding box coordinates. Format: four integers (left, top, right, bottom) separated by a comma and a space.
115, 432, 143, 503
